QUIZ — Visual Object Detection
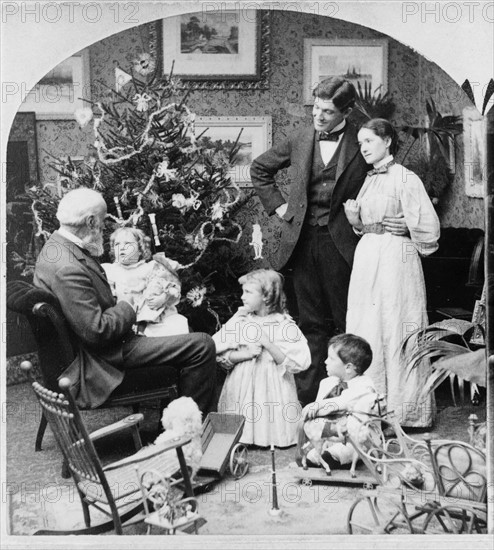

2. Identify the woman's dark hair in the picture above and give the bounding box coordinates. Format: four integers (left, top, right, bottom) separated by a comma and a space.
313, 77, 357, 112
360, 118, 399, 155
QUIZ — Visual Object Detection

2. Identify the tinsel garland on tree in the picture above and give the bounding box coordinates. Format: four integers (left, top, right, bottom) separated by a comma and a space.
13, 54, 254, 333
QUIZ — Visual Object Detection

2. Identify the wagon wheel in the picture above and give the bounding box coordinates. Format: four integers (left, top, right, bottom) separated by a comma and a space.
228, 443, 249, 479
347, 494, 413, 534
423, 505, 487, 534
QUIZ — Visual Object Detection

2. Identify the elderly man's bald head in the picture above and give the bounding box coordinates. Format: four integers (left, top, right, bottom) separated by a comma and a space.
57, 188, 107, 228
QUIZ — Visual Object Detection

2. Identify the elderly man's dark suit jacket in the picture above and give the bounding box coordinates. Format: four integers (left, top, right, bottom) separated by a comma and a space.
34, 230, 136, 407
250, 123, 369, 270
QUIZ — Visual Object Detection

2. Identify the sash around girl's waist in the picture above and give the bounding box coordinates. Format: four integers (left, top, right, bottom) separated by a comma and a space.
362, 223, 385, 234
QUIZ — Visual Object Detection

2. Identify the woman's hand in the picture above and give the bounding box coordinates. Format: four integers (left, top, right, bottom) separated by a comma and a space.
382, 213, 410, 236
343, 200, 362, 229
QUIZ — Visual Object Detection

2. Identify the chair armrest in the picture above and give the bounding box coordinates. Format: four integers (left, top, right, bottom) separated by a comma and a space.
88, 413, 144, 443
104, 435, 192, 472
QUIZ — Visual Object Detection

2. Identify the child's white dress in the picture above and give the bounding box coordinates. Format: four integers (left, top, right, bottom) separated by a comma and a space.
102, 260, 189, 337
346, 162, 440, 427
213, 312, 311, 447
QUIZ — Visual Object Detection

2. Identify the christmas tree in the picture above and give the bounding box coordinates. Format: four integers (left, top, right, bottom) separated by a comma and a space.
11, 53, 254, 333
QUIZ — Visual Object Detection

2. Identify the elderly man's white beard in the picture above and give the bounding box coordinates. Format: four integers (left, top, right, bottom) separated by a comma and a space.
83, 230, 105, 257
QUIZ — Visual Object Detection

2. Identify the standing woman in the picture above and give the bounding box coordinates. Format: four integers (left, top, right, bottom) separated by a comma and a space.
344, 118, 440, 427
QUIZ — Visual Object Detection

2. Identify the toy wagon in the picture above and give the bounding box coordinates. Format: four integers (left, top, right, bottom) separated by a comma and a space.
194, 412, 249, 489
345, 412, 487, 534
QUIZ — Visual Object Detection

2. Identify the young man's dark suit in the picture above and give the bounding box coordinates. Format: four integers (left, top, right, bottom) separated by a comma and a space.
34, 230, 216, 413
250, 122, 368, 405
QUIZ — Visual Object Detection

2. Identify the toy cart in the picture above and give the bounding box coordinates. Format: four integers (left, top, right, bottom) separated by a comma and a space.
193, 413, 249, 490
345, 412, 487, 534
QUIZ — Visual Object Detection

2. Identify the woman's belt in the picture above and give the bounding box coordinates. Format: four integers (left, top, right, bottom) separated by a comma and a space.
362, 223, 385, 234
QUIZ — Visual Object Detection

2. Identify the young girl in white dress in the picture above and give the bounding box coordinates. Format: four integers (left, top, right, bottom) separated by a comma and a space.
213, 269, 311, 447
344, 118, 440, 427
102, 227, 189, 337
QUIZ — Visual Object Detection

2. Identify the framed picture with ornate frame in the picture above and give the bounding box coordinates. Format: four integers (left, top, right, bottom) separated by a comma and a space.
463, 106, 486, 198
195, 116, 272, 187
17, 50, 90, 120
303, 38, 388, 105
150, 10, 270, 90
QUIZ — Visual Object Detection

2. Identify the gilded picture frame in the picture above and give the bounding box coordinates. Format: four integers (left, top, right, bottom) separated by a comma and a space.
151, 10, 271, 90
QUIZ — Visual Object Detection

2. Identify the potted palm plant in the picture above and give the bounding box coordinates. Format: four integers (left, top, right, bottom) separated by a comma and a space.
398, 99, 462, 204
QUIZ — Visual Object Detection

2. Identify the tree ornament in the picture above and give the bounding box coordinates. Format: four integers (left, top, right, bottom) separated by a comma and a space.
115, 66, 132, 92
134, 93, 152, 112
74, 107, 93, 128
250, 224, 264, 260
148, 213, 161, 247
113, 196, 123, 219
132, 53, 156, 76
156, 159, 177, 181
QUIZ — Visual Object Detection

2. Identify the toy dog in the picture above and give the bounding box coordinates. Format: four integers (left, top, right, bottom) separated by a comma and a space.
154, 396, 203, 481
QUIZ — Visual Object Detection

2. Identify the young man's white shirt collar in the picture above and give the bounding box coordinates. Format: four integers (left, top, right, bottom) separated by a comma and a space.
319, 120, 346, 165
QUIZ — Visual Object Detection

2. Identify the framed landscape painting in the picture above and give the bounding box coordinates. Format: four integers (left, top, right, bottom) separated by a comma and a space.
303, 39, 388, 104
154, 10, 270, 90
195, 116, 272, 186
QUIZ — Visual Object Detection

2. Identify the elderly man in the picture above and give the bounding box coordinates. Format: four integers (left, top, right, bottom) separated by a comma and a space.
34, 188, 216, 414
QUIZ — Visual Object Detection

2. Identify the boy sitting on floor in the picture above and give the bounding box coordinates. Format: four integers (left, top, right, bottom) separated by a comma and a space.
297, 333, 377, 473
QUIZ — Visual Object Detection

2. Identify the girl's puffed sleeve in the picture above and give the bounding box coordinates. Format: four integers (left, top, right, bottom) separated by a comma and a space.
212, 316, 241, 355
400, 167, 440, 256
274, 316, 311, 375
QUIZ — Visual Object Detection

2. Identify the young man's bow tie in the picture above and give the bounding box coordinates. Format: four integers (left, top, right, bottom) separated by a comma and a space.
317, 127, 345, 141
367, 161, 395, 176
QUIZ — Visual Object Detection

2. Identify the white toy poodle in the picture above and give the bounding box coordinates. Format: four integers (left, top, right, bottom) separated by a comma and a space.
154, 396, 203, 481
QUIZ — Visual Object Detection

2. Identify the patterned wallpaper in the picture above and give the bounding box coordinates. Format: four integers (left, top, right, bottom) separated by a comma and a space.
28, 10, 485, 268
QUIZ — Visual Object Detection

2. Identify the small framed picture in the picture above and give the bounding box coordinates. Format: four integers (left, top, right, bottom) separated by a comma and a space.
195, 116, 272, 187
17, 50, 90, 120
303, 38, 388, 105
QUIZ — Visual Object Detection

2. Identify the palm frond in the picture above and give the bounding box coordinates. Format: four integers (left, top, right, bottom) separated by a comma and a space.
418, 349, 486, 403
401, 319, 486, 403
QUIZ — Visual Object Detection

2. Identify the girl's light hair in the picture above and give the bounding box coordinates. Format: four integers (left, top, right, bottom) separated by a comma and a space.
109, 227, 152, 262
238, 269, 287, 314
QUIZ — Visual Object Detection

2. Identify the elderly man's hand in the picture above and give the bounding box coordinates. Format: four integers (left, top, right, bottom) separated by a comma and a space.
147, 293, 168, 310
